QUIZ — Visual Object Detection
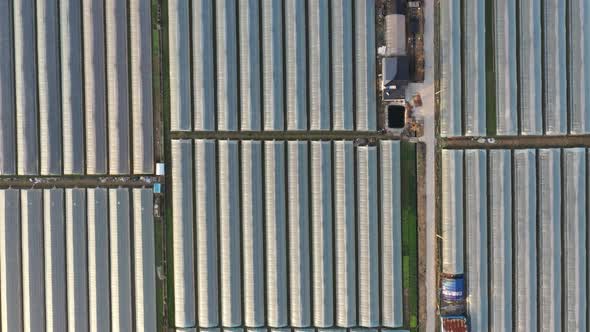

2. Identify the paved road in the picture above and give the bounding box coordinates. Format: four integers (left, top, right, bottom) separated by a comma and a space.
406, 0, 436, 330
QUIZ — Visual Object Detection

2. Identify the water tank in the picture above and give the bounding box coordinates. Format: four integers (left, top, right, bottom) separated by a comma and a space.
441, 274, 465, 303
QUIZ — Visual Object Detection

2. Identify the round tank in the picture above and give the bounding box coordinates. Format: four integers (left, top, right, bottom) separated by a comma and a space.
385, 14, 406, 56
441, 274, 465, 303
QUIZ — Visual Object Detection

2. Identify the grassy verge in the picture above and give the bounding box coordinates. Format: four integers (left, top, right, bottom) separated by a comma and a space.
401, 141, 418, 331
150, 0, 163, 330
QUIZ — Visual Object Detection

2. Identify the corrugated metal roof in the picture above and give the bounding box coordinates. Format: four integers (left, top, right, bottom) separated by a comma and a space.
0, 0, 153, 175
0, 187, 156, 332
170, 139, 409, 329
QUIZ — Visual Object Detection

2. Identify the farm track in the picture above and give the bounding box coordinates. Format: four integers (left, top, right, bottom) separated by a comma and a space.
440, 135, 590, 149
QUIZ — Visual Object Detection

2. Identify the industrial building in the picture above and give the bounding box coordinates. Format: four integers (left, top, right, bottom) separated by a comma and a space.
441, 148, 589, 331
171, 139, 411, 330
0, 188, 157, 332
0, 0, 154, 175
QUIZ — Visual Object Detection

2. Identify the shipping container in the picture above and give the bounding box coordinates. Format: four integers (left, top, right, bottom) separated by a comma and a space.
440, 275, 465, 304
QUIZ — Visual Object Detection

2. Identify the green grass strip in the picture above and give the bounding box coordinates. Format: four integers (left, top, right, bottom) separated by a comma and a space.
400, 142, 418, 331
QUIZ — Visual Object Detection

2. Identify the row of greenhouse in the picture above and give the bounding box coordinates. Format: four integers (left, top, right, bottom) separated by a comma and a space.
0, 187, 157, 332
439, 0, 590, 136
0, 0, 154, 176
171, 139, 407, 329
168, 0, 377, 132
441, 148, 588, 332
